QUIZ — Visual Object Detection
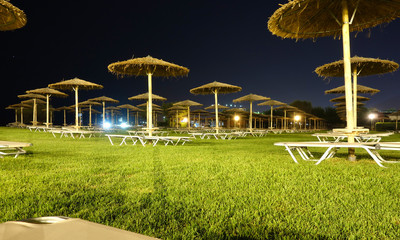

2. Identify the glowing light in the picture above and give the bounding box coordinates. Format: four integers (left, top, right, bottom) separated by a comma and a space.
181, 117, 188, 123
103, 122, 111, 129
120, 122, 129, 128
368, 113, 377, 120
234, 115, 240, 121
294, 115, 301, 121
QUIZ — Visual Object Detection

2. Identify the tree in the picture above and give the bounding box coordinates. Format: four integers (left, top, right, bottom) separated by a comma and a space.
290, 100, 313, 113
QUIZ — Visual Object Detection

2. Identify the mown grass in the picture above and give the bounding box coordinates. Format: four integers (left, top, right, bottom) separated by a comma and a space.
1, 127, 400, 239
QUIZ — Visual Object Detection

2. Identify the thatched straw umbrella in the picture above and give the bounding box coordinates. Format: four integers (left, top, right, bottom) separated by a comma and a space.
108, 56, 189, 136
6, 103, 31, 125
258, 100, 285, 129
275, 105, 299, 130
191, 109, 209, 127
167, 106, 186, 128
330, 95, 370, 103
117, 104, 142, 125
268, 0, 400, 160
0, 0, 27, 31
129, 92, 166, 128
26, 88, 68, 127
173, 100, 203, 129
190, 81, 242, 133
224, 108, 248, 129
79, 100, 101, 127
18, 93, 46, 126
325, 84, 380, 95
48, 78, 103, 129
56, 106, 72, 126
233, 94, 270, 132
204, 104, 229, 111
317, 56, 397, 126
88, 96, 119, 126
334, 102, 365, 107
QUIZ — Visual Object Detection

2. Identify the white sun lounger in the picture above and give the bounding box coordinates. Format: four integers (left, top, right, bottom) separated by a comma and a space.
0, 141, 32, 158
274, 141, 400, 168
105, 134, 145, 146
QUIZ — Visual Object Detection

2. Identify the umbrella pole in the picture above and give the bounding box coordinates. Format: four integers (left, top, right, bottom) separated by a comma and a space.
270, 106, 273, 129
63, 109, 66, 126
214, 90, 219, 134
147, 73, 153, 136
187, 106, 191, 130
342, 0, 356, 161
20, 107, 24, 125
136, 111, 139, 126
176, 110, 179, 128
102, 102, 105, 126
127, 109, 129, 125
89, 105, 92, 127
74, 86, 79, 129
33, 98, 37, 126
353, 68, 358, 128
249, 101, 253, 132
46, 94, 50, 127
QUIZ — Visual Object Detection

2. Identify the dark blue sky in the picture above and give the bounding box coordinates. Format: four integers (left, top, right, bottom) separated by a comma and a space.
2, 1, 400, 125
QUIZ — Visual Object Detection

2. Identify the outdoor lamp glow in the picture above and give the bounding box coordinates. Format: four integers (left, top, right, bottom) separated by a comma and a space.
294, 115, 301, 121
103, 122, 111, 129
181, 117, 188, 123
234, 115, 240, 121
368, 113, 377, 120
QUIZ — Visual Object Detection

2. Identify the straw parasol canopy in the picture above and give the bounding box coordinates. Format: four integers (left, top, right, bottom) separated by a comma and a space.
0, 0, 27, 31
315, 57, 399, 77
18, 93, 46, 126
268, 1, 400, 40
108, 55, 189, 136
117, 104, 142, 125
128, 92, 167, 101
233, 94, 270, 132
88, 96, 119, 126
330, 95, 370, 102
48, 78, 103, 129
26, 88, 68, 127
325, 84, 380, 95
204, 104, 229, 110
190, 81, 242, 133
258, 99, 286, 129
56, 106, 72, 126
268, 0, 400, 159
334, 102, 365, 107
173, 100, 203, 129
6, 103, 31, 124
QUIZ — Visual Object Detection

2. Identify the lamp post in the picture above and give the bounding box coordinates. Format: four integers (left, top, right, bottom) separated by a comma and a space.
368, 113, 376, 131
294, 115, 301, 130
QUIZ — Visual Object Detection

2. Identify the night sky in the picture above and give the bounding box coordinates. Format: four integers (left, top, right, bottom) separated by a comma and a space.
2, 1, 400, 126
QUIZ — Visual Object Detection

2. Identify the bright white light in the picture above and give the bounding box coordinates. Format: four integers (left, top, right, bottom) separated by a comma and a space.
234, 115, 240, 121
181, 117, 188, 123
368, 113, 377, 120
103, 122, 111, 129
294, 115, 301, 121
120, 122, 129, 128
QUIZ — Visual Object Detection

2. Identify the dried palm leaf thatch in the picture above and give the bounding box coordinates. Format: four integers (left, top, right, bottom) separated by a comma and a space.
325, 84, 380, 94
79, 100, 102, 106
48, 78, 103, 90
117, 104, 141, 111
173, 100, 202, 107
223, 108, 248, 114
191, 109, 209, 114
27, 87, 68, 97
167, 106, 186, 111
190, 81, 242, 95
233, 94, 270, 103
204, 104, 229, 110
0, 0, 27, 31
128, 92, 166, 101
258, 99, 285, 106
268, 0, 400, 40
108, 56, 189, 78
330, 95, 370, 102
89, 96, 119, 103
21, 99, 46, 105
106, 106, 119, 110
7, 103, 31, 109
56, 106, 72, 111
137, 102, 161, 108
18, 93, 46, 100
275, 105, 299, 111
315, 57, 399, 77
334, 102, 365, 107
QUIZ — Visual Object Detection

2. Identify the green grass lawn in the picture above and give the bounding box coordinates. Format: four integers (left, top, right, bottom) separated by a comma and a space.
1, 127, 400, 239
